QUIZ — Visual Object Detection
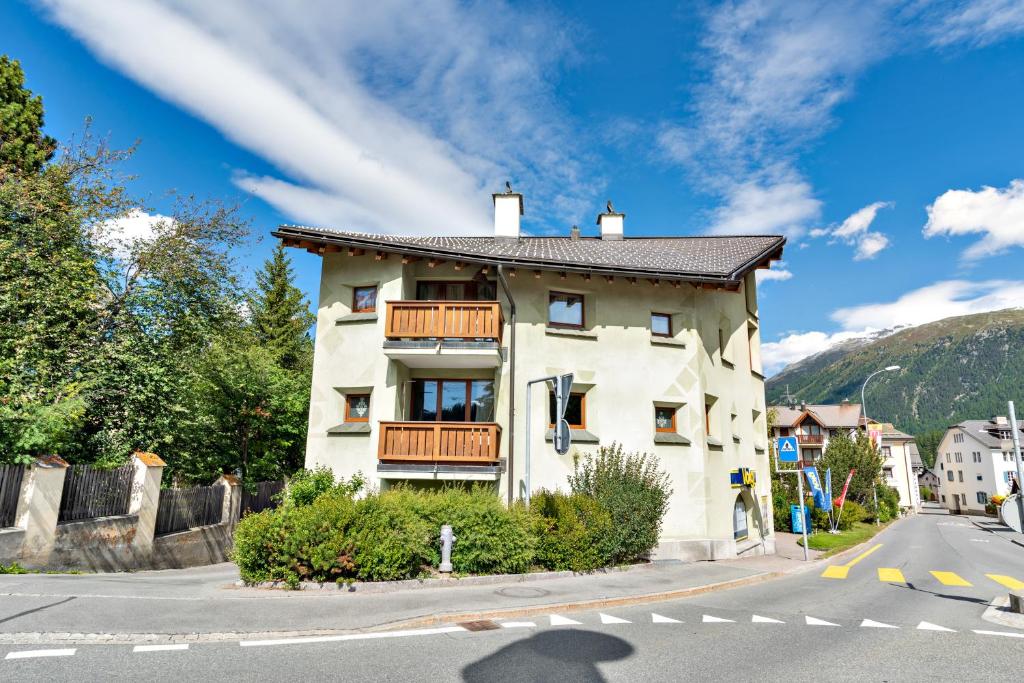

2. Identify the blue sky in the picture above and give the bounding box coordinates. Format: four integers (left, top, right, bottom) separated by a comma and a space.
5, 0, 1024, 374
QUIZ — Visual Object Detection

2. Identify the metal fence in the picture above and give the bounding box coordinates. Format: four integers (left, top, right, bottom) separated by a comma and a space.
154, 485, 225, 536
241, 480, 285, 516
0, 464, 26, 528
58, 463, 135, 523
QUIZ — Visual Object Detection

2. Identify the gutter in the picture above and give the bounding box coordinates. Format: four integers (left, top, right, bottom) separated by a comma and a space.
496, 264, 517, 506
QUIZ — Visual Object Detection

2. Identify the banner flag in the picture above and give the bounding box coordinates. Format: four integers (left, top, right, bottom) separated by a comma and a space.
803, 467, 826, 509
822, 468, 833, 512
835, 469, 856, 508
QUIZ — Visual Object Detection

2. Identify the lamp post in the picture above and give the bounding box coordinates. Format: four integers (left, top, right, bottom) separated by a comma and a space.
861, 365, 900, 525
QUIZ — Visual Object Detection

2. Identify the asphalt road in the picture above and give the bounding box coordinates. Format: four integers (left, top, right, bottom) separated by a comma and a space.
3, 509, 1023, 681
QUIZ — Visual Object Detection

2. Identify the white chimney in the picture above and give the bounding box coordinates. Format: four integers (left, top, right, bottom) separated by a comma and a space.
492, 182, 523, 240
597, 200, 624, 240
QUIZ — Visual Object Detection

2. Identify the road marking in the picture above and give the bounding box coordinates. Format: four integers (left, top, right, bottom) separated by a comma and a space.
986, 574, 1024, 591
821, 543, 884, 580
805, 616, 839, 626
702, 614, 734, 623
651, 613, 681, 623
969, 539, 989, 543
877, 567, 906, 583
917, 621, 955, 632
239, 626, 465, 647
133, 644, 189, 653
973, 630, 1024, 639
5, 649, 76, 660
930, 571, 972, 587
599, 613, 630, 624
860, 619, 898, 629
499, 622, 536, 629
549, 615, 582, 626
751, 615, 784, 624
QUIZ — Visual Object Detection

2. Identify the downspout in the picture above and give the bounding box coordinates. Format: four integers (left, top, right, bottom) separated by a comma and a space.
496, 264, 516, 506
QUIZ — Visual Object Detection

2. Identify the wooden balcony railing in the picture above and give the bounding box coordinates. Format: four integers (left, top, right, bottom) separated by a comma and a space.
378, 421, 502, 464
385, 301, 503, 342
798, 433, 824, 445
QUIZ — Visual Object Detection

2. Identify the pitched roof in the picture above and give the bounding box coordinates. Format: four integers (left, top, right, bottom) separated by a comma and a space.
771, 403, 863, 428
908, 442, 923, 469
272, 226, 786, 283
954, 419, 1024, 449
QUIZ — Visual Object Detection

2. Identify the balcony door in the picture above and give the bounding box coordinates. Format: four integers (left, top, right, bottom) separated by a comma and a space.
417, 280, 496, 301
409, 379, 495, 422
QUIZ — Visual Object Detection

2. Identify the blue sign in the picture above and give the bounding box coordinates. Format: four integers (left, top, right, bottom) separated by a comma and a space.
804, 466, 827, 509
777, 436, 799, 463
791, 504, 810, 533
823, 468, 833, 512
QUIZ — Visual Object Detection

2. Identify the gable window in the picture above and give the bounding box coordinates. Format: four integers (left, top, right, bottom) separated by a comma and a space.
353, 285, 377, 313
409, 379, 494, 422
548, 291, 584, 329
655, 406, 676, 433
550, 391, 586, 429
345, 394, 370, 422
651, 313, 672, 337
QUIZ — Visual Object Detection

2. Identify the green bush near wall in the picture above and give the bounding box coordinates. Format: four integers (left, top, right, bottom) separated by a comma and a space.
530, 490, 614, 572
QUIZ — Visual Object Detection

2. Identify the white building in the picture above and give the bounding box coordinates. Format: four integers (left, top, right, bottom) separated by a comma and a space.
934, 417, 1023, 514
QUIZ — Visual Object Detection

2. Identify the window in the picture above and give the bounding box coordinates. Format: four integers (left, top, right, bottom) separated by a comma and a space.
654, 406, 676, 433
550, 391, 585, 429
939, 462, 943, 470
799, 421, 822, 436
1006, 471, 1015, 483
548, 291, 584, 329
882, 446, 891, 457
416, 280, 495, 301
961, 493, 967, 505
352, 285, 377, 313
345, 394, 370, 422
958, 470, 963, 482
704, 400, 714, 437
651, 312, 672, 337
802, 448, 822, 463
945, 453, 950, 463
976, 492, 988, 504
409, 379, 494, 422
947, 470, 954, 482
941, 495, 946, 503
780, 427, 791, 437
733, 496, 748, 541
977, 474, 983, 481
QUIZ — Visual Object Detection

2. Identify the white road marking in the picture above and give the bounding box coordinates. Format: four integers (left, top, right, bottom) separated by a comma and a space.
860, 619, 898, 629
133, 644, 189, 653
239, 626, 466, 647
702, 615, 734, 623
752, 615, 784, 624
805, 616, 840, 627
599, 613, 631, 624
549, 615, 583, 626
651, 613, 682, 623
499, 622, 536, 629
973, 630, 1024, 639
969, 539, 990, 543
5, 649, 76, 660
917, 621, 955, 632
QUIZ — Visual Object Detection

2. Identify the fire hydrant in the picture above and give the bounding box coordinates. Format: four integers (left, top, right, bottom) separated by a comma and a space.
439, 524, 456, 573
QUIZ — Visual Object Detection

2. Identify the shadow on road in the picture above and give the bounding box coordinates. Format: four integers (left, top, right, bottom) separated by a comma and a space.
0, 596, 76, 625
890, 583, 990, 606
461, 629, 633, 683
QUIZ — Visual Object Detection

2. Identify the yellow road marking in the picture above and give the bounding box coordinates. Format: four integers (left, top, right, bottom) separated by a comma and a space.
986, 574, 1024, 591
820, 544, 883, 579
878, 567, 906, 583
930, 571, 972, 587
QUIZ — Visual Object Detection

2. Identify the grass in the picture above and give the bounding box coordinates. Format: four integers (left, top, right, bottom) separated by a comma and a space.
797, 522, 889, 557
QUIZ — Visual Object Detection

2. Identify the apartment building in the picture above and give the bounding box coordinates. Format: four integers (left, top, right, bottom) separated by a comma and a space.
934, 417, 1023, 514
275, 188, 786, 561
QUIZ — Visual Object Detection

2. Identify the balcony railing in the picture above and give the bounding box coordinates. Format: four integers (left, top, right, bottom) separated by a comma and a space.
798, 433, 824, 445
385, 301, 503, 342
378, 421, 502, 464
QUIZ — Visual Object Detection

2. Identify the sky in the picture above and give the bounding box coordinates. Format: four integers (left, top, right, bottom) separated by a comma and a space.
5, 0, 1024, 375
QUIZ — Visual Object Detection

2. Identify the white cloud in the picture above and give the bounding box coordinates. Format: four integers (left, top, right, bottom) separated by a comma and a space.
810, 201, 892, 260
762, 329, 875, 375
710, 175, 821, 237
832, 201, 889, 239
756, 266, 793, 283
923, 179, 1024, 259
93, 209, 172, 259
854, 231, 890, 260
929, 0, 1024, 47
41, 0, 589, 235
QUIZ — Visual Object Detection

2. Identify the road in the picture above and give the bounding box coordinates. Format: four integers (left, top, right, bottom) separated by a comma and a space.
2, 507, 1023, 681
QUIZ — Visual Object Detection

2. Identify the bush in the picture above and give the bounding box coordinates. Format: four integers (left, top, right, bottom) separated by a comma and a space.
991, 494, 1006, 507
772, 491, 793, 532
568, 443, 672, 563
531, 490, 613, 572
920, 486, 933, 502
872, 485, 900, 522
281, 466, 364, 507
835, 501, 868, 530
232, 509, 280, 584
350, 491, 433, 581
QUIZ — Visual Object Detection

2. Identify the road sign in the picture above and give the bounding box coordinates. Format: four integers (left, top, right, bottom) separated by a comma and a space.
1001, 495, 1024, 534
777, 436, 799, 463
552, 373, 573, 456
554, 418, 571, 456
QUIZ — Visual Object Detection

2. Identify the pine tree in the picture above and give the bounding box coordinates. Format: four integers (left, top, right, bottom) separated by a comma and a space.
249, 243, 315, 371
0, 55, 57, 175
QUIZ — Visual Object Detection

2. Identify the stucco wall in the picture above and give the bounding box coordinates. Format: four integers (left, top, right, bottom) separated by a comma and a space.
50, 515, 150, 572
151, 523, 234, 569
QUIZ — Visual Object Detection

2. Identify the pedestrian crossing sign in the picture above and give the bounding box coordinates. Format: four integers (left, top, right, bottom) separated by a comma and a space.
777, 436, 799, 463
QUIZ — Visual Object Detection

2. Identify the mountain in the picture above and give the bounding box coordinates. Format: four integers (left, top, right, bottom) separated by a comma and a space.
765, 308, 1024, 467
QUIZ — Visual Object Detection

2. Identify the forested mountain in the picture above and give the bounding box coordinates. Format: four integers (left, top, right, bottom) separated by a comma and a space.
766, 309, 1024, 467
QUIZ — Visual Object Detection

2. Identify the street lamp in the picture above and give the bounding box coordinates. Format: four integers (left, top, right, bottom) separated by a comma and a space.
861, 365, 900, 525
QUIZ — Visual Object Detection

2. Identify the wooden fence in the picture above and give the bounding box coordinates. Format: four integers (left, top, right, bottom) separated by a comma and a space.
241, 480, 285, 515
0, 464, 25, 528
58, 463, 135, 523
154, 485, 225, 536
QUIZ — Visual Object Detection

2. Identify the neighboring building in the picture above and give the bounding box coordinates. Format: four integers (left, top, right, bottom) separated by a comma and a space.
934, 417, 1023, 514
276, 188, 786, 561
874, 424, 922, 513
918, 468, 941, 500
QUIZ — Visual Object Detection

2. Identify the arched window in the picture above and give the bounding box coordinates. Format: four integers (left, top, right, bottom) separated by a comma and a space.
733, 495, 749, 541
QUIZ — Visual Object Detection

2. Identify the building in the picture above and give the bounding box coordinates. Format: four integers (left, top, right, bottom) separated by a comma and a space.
934, 417, 1023, 514
918, 468, 940, 500
768, 402, 920, 512
275, 188, 786, 561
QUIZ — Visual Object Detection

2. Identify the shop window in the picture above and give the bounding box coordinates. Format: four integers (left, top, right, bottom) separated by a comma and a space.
352, 285, 377, 313
345, 394, 370, 422
733, 495, 749, 541
548, 291, 584, 329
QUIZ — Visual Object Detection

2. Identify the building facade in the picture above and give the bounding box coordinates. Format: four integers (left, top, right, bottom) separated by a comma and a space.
277, 189, 786, 561
934, 417, 1023, 514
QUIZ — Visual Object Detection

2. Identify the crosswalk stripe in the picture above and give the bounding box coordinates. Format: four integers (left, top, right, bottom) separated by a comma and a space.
599, 613, 630, 624
651, 613, 682, 623
930, 571, 972, 587
917, 621, 955, 632
549, 615, 582, 626
860, 619, 898, 629
702, 614, 734, 623
133, 644, 189, 653
751, 615, 784, 624
5, 649, 76, 660
986, 574, 1024, 591
877, 567, 906, 583
821, 565, 850, 579
805, 616, 839, 626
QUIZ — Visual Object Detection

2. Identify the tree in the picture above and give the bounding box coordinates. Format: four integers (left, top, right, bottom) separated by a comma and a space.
0, 55, 57, 175
249, 242, 314, 371
818, 430, 884, 506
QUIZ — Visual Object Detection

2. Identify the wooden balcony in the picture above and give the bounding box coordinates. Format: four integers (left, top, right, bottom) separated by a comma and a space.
385, 301, 503, 342
798, 433, 824, 445
378, 421, 502, 464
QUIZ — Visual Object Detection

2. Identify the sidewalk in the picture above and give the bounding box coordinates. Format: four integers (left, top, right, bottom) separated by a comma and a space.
0, 533, 842, 644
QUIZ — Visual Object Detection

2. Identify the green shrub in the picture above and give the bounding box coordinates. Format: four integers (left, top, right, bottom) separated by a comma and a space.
871, 485, 900, 522
281, 466, 365, 507
350, 491, 433, 581
531, 490, 613, 572
568, 443, 672, 563
834, 501, 868, 530
232, 509, 280, 584
772, 491, 793, 532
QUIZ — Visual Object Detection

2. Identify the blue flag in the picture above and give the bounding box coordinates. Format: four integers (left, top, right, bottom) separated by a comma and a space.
823, 468, 833, 512
803, 466, 827, 509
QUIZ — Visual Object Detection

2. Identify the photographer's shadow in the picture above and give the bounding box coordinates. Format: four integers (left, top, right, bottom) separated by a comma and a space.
462, 629, 634, 682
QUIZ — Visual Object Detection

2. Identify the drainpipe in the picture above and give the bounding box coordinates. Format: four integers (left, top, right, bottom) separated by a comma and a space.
496, 264, 516, 505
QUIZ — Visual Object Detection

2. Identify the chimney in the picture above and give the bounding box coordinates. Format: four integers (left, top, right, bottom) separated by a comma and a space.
841, 399, 850, 406
570, 225, 580, 240
597, 199, 624, 240
492, 181, 523, 240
